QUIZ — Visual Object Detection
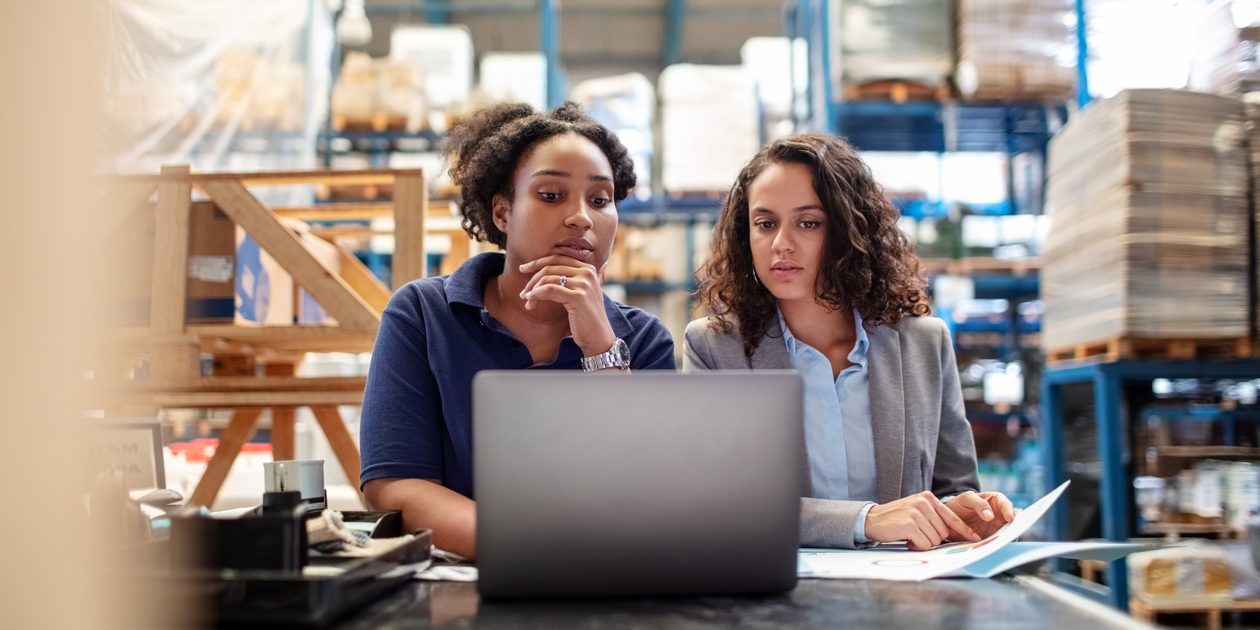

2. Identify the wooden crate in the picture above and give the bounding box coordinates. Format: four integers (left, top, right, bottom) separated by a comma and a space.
102, 166, 432, 509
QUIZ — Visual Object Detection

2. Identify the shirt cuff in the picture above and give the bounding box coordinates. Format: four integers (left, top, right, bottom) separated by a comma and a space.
853, 502, 877, 544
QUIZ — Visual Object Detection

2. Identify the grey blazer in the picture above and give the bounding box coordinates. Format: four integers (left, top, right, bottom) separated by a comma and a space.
682, 314, 980, 549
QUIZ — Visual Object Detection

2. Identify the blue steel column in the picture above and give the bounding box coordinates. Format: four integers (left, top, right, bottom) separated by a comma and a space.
1094, 368, 1128, 610
1075, 0, 1091, 108
817, 0, 836, 135
799, 0, 815, 131
1040, 376, 1068, 541
663, 0, 686, 67
425, 0, 449, 24
541, 0, 562, 109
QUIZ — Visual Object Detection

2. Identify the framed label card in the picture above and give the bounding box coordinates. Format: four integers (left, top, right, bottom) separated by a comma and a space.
89, 418, 165, 491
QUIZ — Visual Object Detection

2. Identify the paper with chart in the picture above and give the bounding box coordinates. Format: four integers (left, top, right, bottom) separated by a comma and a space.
798, 481, 1079, 581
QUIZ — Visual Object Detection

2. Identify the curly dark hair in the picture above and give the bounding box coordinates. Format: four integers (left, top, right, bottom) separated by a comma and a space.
443, 101, 637, 248
696, 132, 931, 357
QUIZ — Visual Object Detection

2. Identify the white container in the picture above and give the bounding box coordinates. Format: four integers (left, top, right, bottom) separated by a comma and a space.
390, 25, 474, 108
659, 64, 760, 192
479, 53, 547, 111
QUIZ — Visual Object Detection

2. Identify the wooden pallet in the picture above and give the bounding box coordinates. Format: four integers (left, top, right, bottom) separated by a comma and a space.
920, 256, 1040, 277
844, 79, 950, 103
1046, 337, 1254, 364
1130, 598, 1260, 630
331, 112, 420, 133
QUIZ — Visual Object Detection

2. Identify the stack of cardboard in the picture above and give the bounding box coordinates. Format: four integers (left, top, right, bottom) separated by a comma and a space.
955, 0, 1076, 101
832, 0, 952, 90
1190, 0, 1260, 96
1042, 90, 1250, 350
1247, 96, 1260, 338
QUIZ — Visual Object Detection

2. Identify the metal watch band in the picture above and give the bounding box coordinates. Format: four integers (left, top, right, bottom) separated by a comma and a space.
580, 338, 630, 372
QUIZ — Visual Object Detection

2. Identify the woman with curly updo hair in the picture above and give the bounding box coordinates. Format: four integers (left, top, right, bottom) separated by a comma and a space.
360, 103, 675, 558
684, 133, 1014, 551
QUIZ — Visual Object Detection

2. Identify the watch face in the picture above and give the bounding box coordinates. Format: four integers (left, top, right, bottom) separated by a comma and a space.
615, 338, 631, 365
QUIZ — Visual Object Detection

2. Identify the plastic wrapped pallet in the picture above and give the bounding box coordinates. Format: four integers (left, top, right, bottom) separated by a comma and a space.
955, 0, 1077, 101
659, 65, 760, 193
831, 0, 952, 90
571, 73, 655, 201
1041, 90, 1250, 351
104, 0, 332, 183
331, 52, 427, 132
1129, 544, 1234, 605
390, 25, 474, 112
1190, 0, 1260, 96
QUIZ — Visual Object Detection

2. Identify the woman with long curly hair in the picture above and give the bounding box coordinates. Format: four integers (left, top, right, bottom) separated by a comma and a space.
684, 133, 1014, 551
359, 102, 675, 559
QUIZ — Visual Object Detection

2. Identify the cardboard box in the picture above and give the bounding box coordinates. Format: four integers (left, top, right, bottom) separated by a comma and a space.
116, 201, 236, 325
234, 226, 294, 326
186, 202, 236, 322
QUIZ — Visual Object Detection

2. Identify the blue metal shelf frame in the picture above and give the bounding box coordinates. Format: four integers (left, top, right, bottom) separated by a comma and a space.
1040, 359, 1260, 610
785, 1, 1068, 215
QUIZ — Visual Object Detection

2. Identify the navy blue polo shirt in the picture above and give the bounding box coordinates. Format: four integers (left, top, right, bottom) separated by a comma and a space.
359, 252, 677, 498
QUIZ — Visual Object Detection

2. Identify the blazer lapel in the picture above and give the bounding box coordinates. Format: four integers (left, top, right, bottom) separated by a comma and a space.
867, 324, 906, 504
749, 317, 791, 369
748, 317, 809, 495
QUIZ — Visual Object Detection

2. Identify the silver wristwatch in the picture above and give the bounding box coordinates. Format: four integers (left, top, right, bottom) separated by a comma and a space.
580, 338, 631, 372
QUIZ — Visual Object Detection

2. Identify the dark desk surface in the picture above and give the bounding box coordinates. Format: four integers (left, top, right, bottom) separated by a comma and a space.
335, 575, 1149, 629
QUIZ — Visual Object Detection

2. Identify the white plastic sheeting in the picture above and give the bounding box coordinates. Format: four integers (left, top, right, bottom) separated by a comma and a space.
104, 0, 332, 177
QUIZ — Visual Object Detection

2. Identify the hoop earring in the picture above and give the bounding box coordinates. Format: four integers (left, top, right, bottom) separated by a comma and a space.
751, 271, 761, 287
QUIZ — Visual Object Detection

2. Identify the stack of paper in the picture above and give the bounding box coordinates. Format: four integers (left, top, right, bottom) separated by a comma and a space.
1041, 90, 1251, 350
798, 482, 1158, 581
955, 0, 1077, 102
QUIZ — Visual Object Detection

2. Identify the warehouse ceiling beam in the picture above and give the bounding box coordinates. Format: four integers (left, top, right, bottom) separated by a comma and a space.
663, 0, 686, 67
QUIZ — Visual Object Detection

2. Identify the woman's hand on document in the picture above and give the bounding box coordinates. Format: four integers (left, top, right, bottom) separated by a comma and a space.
864, 491, 982, 551
944, 491, 1017, 540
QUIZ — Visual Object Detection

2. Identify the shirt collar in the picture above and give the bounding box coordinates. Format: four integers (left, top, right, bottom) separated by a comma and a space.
777, 306, 870, 367
444, 251, 634, 339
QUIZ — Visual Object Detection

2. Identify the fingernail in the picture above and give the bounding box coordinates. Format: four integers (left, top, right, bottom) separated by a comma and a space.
983, 509, 994, 520
519, 263, 529, 270
519, 290, 526, 298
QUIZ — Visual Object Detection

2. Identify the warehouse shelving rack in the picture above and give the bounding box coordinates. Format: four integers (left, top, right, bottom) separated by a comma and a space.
1041, 359, 1260, 610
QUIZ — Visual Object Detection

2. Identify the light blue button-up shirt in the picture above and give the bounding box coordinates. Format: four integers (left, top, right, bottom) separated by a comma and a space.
779, 308, 878, 542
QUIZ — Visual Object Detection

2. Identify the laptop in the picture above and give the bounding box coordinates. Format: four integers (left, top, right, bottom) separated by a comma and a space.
473, 371, 803, 599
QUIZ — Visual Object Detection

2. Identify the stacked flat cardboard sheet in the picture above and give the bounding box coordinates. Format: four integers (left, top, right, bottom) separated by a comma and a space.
1247, 97, 1260, 337
955, 0, 1077, 101
832, 0, 952, 88
1190, 0, 1260, 96
1042, 90, 1250, 350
